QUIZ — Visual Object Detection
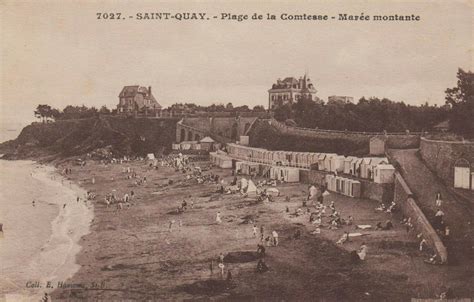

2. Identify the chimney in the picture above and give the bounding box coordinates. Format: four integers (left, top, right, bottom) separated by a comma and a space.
148, 86, 152, 95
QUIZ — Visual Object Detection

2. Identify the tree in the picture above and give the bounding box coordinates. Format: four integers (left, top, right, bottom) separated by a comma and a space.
99, 105, 111, 115
253, 105, 266, 112
274, 103, 293, 121
34, 104, 53, 123
445, 68, 474, 138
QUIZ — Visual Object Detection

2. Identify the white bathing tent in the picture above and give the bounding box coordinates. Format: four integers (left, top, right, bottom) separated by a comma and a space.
374, 164, 396, 184
318, 154, 327, 171
454, 158, 471, 189
352, 158, 363, 177
360, 158, 373, 179
344, 156, 357, 174
324, 153, 337, 172
147, 153, 155, 160
331, 155, 346, 173
367, 157, 389, 180
269, 166, 300, 182
244, 179, 258, 196
325, 174, 361, 198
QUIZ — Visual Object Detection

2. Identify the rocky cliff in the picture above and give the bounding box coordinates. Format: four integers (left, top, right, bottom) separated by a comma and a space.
0, 116, 179, 161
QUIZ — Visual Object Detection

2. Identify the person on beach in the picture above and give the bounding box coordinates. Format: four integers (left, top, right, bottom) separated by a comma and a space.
32, 200, 35, 207
209, 260, 213, 276
218, 262, 225, 278
41, 292, 49, 302
435, 191, 442, 207
63, 203, 66, 209
216, 211, 222, 224
256, 259, 268, 273
357, 242, 368, 260
272, 230, 279, 246
168, 220, 175, 232
253, 224, 258, 238
257, 243, 266, 257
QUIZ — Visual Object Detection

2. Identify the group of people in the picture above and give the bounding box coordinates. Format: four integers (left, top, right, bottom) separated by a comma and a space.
104, 190, 135, 211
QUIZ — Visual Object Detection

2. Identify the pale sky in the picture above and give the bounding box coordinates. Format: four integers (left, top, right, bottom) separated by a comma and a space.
1, 0, 473, 131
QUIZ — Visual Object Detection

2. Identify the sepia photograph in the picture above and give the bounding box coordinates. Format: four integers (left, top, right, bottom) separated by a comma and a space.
0, 0, 473, 301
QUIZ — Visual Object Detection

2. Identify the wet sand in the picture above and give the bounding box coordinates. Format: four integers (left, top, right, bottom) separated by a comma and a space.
0, 161, 93, 301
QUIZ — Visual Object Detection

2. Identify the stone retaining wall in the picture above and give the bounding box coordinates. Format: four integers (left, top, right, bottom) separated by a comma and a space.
419, 137, 474, 187
393, 172, 448, 263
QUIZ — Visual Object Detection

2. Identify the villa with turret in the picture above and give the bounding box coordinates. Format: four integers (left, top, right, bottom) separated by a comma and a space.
268, 74, 317, 110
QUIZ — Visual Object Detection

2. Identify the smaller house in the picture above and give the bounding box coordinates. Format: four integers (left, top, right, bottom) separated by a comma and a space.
200, 136, 215, 151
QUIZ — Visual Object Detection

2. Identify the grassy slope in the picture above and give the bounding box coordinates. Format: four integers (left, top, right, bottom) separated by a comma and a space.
248, 120, 369, 156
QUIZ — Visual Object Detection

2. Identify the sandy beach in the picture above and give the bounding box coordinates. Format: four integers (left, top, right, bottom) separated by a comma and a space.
43, 159, 473, 301
0, 160, 93, 301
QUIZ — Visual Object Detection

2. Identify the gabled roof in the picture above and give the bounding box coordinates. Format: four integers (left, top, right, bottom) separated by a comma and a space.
282, 77, 299, 84
119, 85, 140, 97
370, 157, 388, 165
200, 136, 215, 143
376, 164, 395, 170
119, 85, 162, 109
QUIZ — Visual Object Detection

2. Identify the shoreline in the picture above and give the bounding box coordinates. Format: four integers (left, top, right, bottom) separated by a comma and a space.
1, 161, 94, 301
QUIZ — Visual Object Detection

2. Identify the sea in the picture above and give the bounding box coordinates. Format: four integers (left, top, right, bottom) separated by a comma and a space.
0, 160, 93, 301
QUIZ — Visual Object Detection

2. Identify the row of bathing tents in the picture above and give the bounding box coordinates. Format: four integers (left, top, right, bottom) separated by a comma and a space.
172, 137, 217, 151
226, 143, 395, 184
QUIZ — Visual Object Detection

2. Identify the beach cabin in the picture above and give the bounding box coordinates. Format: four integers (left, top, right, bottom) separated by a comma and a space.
331, 155, 346, 173
326, 174, 337, 192
344, 156, 357, 174
282, 167, 300, 182
239, 136, 249, 146
352, 158, 363, 178
360, 158, 373, 179
246, 162, 260, 176
191, 143, 201, 150
368, 157, 389, 180
200, 136, 215, 151
324, 153, 337, 172
348, 179, 361, 198
318, 154, 327, 171
172, 143, 181, 150
374, 164, 396, 184
298, 153, 306, 168
303, 152, 312, 169
218, 156, 233, 169
454, 158, 471, 190
269, 166, 299, 182
180, 141, 199, 150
